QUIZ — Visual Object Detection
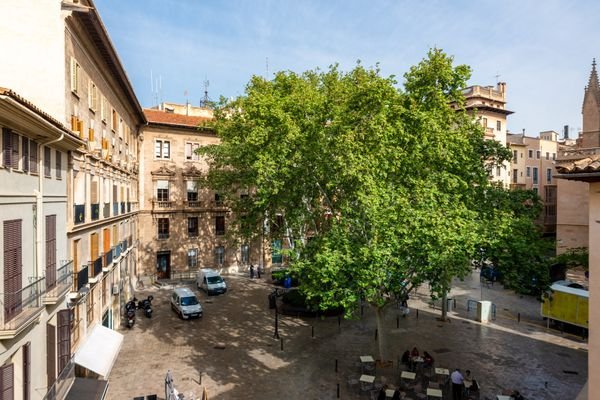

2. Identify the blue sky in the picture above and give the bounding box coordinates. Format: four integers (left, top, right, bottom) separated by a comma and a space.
95, 0, 600, 137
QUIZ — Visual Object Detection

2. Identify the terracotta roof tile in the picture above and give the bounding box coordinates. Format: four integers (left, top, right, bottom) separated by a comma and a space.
144, 109, 212, 128
555, 154, 600, 174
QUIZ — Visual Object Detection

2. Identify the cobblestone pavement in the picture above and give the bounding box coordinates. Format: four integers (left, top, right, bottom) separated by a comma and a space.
106, 270, 587, 400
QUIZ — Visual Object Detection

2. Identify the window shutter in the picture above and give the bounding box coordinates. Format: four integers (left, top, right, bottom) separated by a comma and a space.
22, 137, 29, 173
2, 128, 13, 168
44, 146, 51, 177
55, 151, 61, 179
10, 132, 18, 169
70, 58, 78, 93
91, 181, 98, 203
77, 120, 84, 138
0, 363, 14, 400
29, 141, 38, 174
46, 323, 56, 388
4, 220, 22, 322
23, 342, 30, 400
90, 233, 98, 261
57, 310, 71, 374
45, 215, 57, 290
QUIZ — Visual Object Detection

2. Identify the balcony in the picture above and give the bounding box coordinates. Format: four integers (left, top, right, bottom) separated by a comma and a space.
120, 202, 126, 214
91, 203, 100, 221
113, 202, 118, 216
103, 203, 110, 218
44, 260, 73, 305
114, 243, 122, 259
89, 257, 103, 283
0, 277, 45, 339
121, 239, 128, 253
153, 200, 173, 209
73, 266, 88, 293
104, 250, 113, 269
74, 204, 85, 225
158, 232, 169, 240
185, 200, 202, 208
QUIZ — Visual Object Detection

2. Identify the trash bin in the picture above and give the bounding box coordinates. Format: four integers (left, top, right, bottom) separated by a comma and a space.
268, 293, 277, 309
476, 300, 492, 323
283, 276, 292, 288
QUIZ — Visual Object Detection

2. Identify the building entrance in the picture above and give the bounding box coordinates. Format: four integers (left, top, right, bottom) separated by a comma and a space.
156, 251, 171, 279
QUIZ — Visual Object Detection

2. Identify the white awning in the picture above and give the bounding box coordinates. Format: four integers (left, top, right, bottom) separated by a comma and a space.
73, 324, 123, 378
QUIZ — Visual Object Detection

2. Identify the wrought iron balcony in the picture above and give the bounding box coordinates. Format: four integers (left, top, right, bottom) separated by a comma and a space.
0, 277, 45, 339
74, 204, 85, 225
114, 243, 122, 259
91, 203, 100, 221
104, 250, 113, 269
44, 260, 73, 305
121, 239, 128, 252
89, 257, 103, 283
73, 266, 88, 293
103, 202, 110, 218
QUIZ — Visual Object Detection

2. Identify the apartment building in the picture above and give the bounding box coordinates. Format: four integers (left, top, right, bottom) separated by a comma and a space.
0, 88, 83, 400
0, 0, 145, 398
138, 105, 265, 279
506, 131, 560, 234
463, 82, 514, 188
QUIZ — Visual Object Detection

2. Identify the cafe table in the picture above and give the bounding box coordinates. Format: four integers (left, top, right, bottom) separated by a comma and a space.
385, 389, 396, 398
426, 388, 443, 398
360, 355, 375, 363
400, 371, 416, 380
496, 396, 512, 400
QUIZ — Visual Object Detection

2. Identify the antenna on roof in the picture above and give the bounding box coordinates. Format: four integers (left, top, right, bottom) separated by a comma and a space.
200, 77, 211, 108
495, 73, 501, 84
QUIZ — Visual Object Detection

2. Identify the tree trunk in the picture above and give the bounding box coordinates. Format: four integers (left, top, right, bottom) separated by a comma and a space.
373, 305, 388, 362
441, 292, 448, 321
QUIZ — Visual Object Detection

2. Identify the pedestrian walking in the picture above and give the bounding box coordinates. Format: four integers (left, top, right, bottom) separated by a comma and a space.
257, 265, 261, 279
250, 264, 255, 279
451, 368, 464, 400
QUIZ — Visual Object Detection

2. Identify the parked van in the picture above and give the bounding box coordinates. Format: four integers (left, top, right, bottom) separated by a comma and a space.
197, 269, 227, 295
171, 287, 203, 319
541, 280, 588, 329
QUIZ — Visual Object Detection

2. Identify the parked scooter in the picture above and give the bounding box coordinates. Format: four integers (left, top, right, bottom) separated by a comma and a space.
125, 298, 137, 328
137, 295, 154, 318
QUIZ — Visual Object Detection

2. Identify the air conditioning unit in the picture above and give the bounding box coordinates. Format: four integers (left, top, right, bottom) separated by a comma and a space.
112, 284, 119, 295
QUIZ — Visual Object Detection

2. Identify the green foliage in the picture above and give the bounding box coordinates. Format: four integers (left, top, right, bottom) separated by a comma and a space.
199, 48, 525, 316
552, 247, 589, 270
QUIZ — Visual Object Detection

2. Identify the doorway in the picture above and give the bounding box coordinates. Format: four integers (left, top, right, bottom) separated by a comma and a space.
156, 251, 171, 279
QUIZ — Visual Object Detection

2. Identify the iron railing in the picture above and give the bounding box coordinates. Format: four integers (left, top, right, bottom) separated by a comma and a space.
1, 277, 44, 329
114, 243, 122, 259
90, 257, 102, 279
104, 249, 113, 267
74, 266, 88, 292
42, 360, 75, 400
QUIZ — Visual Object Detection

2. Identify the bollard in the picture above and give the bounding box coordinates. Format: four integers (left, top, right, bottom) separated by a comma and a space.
361, 304, 364, 317
517, 313, 521, 323
453, 298, 456, 309
312, 326, 314, 338
416, 309, 419, 319
338, 315, 341, 333
397, 315, 399, 328
337, 383, 340, 398
335, 359, 338, 373
375, 328, 378, 340
280, 337, 284, 351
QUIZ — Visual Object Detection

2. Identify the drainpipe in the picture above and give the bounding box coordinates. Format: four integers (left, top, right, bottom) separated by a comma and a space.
35, 134, 65, 281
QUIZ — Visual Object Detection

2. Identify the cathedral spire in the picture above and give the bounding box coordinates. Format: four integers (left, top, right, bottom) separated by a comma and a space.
588, 58, 599, 92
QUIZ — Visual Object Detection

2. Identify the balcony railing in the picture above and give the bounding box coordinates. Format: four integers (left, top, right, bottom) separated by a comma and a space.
0, 277, 45, 338
104, 250, 113, 268
114, 243, 122, 259
74, 204, 85, 225
120, 202, 126, 214
91, 203, 100, 221
73, 266, 88, 292
44, 260, 73, 304
42, 360, 75, 400
153, 200, 173, 209
185, 200, 202, 208
158, 232, 169, 240
103, 202, 110, 218
113, 202, 118, 216
121, 239, 128, 252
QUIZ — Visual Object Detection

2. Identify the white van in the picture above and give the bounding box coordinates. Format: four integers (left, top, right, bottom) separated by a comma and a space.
171, 287, 203, 319
197, 268, 227, 295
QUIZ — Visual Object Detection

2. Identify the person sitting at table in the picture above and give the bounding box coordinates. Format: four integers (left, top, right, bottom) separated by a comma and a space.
463, 369, 478, 396
377, 385, 387, 400
411, 347, 420, 358
391, 388, 401, 400
423, 351, 434, 368
401, 350, 411, 369
510, 390, 525, 400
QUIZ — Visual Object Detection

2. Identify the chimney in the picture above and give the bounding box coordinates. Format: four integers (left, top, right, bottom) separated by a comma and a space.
498, 82, 506, 94
522, 128, 525, 137
563, 125, 569, 139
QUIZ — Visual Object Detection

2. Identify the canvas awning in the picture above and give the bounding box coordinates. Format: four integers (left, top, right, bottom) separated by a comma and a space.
73, 324, 123, 378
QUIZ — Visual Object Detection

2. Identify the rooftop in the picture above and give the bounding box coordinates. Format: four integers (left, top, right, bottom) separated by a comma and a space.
144, 108, 212, 128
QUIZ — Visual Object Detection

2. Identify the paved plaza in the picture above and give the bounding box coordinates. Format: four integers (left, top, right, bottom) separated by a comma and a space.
106, 270, 587, 400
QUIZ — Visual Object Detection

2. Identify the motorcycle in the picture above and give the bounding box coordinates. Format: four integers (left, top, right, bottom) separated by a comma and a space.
125, 298, 137, 328
137, 295, 154, 318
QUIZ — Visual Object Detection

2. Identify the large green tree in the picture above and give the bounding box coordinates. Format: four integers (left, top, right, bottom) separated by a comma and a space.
200, 49, 510, 360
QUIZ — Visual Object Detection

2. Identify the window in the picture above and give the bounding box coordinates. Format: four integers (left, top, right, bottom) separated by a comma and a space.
70, 57, 81, 94
30, 141, 38, 174
215, 246, 225, 265
154, 140, 170, 159
187, 248, 198, 269
100, 95, 107, 122
536, 150, 541, 159
520, 152, 523, 158
111, 109, 118, 132
533, 167, 538, 184
185, 142, 200, 161
533, 187, 538, 194
512, 169, 518, 183
0, 363, 14, 400
528, 150, 533, 158
215, 216, 225, 236
158, 218, 169, 239
272, 240, 283, 264
2, 128, 19, 169
44, 146, 51, 177
241, 244, 250, 264
526, 167, 531, 177
496, 120, 501, 131
46, 215, 57, 290
188, 217, 198, 237
22, 136, 29, 173
156, 180, 169, 201
88, 81, 98, 111
552, 153, 556, 160
187, 181, 198, 202
512, 150, 517, 160
4, 219, 23, 322
496, 166, 501, 177
482, 117, 488, 127
55, 150, 62, 179
546, 152, 549, 160
214, 193, 223, 207
547, 168, 552, 183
